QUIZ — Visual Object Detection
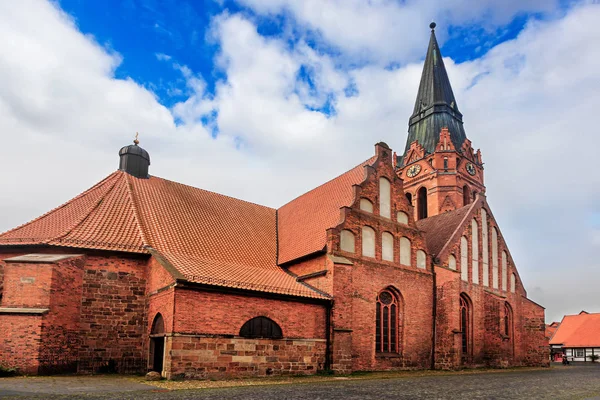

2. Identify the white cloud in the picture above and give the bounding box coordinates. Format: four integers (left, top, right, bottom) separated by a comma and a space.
155, 52, 172, 61
235, 0, 559, 64
0, 0, 599, 322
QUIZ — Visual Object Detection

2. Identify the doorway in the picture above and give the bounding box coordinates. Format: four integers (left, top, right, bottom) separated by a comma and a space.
149, 313, 165, 375
151, 337, 164, 373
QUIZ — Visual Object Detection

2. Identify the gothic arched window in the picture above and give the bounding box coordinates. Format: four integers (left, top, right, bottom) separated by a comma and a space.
504, 303, 513, 338
463, 185, 470, 206
362, 226, 376, 258
406, 193, 412, 206
461, 236, 468, 282
471, 219, 479, 284
382, 232, 394, 261
239, 317, 282, 339
510, 273, 516, 293
151, 313, 165, 335
417, 187, 428, 220
400, 236, 411, 266
340, 229, 355, 253
376, 289, 399, 353
360, 198, 374, 213
460, 293, 472, 361
379, 177, 391, 218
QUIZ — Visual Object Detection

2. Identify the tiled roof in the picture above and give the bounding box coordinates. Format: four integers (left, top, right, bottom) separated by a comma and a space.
277, 157, 376, 264
0, 171, 327, 299
550, 312, 600, 347
0, 172, 144, 252
416, 203, 475, 257
546, 322, 560, 340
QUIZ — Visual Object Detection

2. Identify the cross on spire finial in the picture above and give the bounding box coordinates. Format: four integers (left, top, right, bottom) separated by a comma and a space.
134, 132, 139, 145
430, 21, 436, 31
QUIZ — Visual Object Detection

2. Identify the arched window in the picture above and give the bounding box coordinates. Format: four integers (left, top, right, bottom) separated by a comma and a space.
492, 228, 499, 289
416, 250, 426, 269
379, 177, 391, 219
502, 251, 508, 291
382, 232, 394, 261
510, 273, 516, 293
448, 254, 457, 271
460, 294, 472, 361
471, 219, 479, 284
376, 289, 400, 353
405, 193, 412, 206
443, 157, 448, 171
239, 316, 282, 339
463, 185, 470, 206
504, 303, 513, 338
360, 198, 373, 213
400, 237, 411, 266
397, 211, 409, 225
417, 187, 428, 220
460, 236, 468, 282
362, 226, 376, 258
481, 210, 489, 287
340, 230, 355, 253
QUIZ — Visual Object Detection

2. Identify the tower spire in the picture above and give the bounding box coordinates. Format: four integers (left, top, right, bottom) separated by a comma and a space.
402, 22, 467, 161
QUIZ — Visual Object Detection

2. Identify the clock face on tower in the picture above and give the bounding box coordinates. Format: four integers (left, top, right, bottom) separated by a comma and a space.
466, 162, 476, 176
406, 164, 422, 178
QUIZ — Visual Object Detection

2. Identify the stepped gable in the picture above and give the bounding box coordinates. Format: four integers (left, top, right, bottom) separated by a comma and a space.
0, 171, 327, 299
277, 156, 376, 265
550, 312, 600, 348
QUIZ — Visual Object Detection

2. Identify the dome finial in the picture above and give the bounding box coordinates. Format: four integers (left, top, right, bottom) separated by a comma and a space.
133, 132, 139, 145
430, 21, 436, 31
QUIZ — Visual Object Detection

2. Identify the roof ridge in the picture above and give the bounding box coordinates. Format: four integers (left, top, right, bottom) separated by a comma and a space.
123, 172, 152, 249
0, 171, 121, 239
435, 196, 481, 259
279, 156, 376, 209
47, 173, 122, 244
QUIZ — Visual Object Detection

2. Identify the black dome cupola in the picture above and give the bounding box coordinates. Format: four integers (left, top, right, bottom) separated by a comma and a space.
119, 134, 150, 179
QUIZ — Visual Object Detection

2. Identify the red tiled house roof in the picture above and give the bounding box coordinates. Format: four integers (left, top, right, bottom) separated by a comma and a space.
277, 157, 376, 264
546, 322, 560, 340
550, 312, 600, 347
0, 171, 327, 299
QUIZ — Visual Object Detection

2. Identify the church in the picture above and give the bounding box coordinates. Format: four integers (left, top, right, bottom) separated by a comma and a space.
0, 24, 548, 379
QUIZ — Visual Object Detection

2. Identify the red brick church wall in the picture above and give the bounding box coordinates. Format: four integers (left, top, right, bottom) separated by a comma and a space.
159, 288, 327, 379
77, 254, 148, 373
0, 250, 150, 374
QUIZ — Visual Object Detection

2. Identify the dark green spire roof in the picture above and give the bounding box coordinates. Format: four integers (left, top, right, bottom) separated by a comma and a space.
403, 23, 467, 160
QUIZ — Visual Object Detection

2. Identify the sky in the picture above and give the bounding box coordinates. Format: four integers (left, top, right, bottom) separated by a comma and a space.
0, 0, 599, 323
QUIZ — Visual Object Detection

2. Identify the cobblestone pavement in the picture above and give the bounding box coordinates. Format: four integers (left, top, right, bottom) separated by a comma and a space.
1, 365, 599, 399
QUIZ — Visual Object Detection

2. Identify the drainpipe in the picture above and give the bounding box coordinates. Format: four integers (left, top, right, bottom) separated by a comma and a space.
325, 300, 333, 371
431, 261, 437, 370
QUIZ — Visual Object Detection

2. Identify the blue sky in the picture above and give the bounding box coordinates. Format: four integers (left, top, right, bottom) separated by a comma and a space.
57, 0, 557, 111
0, 0, 599, 322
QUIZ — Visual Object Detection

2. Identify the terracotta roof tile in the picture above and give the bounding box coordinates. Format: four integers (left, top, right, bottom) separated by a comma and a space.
0, 171, 327, 299
550, 312, 600, 347
416, 204, 473, 257
0, 172, 133, 249
277, 157, 376, 264
546, 323, 560, 340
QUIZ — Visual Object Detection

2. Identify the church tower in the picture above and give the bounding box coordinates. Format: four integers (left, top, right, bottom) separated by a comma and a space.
397, 22, 485, 221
